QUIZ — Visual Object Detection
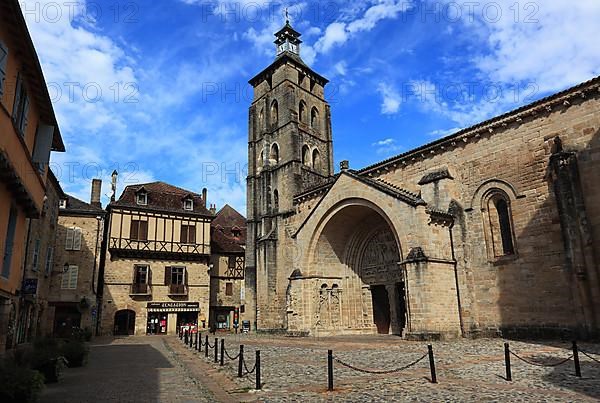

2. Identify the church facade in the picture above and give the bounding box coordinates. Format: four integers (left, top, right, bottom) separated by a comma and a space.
246, 22, 600, 340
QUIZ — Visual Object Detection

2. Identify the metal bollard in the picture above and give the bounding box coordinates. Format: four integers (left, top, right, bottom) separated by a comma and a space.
573, 341, 581, 378
256, 350, 261, 390
205, 335, 209, 358
504, 343, 512, 381
198, 333, 202, 352
214, 338, 218, 363
195, 333, 199, 350
184, 330, 188, 345
220, 339, 225, 366
189, 332, 193, 348
328, 350, 334, 391
428, 345, 437, 384
238, 345, 244, 378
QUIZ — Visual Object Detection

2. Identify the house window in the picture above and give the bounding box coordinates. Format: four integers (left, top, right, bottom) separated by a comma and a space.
180, 225, 196, 244
134, 265, 149, 284
12, 73, 30, 136
65, 227, 82, 251
32, 239, 41, 271
59, 199, 67, 209
184, 199, 194, 211
170, 267, 185, 285
45, 247, 54, 275
61, 266, 78, 289
2, 205, 18, 278
130, 220, 148, 241
166, 266, 187, 294
486, 192, 516, 258
136, 192, 148, 205
225, 283, 233, 296
0, 41, 8, 96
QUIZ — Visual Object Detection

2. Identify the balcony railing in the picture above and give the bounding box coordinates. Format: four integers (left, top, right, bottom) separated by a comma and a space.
130, 283, 151, 296
168, 284, 188, 296
109, 238, 209, 255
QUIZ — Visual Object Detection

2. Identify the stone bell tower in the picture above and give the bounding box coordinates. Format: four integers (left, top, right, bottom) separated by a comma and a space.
245, 19, 334, 331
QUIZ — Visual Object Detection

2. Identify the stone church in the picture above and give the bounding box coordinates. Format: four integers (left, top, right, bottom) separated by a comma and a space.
245, 21, 600, 339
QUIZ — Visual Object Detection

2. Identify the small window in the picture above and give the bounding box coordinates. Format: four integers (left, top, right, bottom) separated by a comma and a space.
134, 265, 149, 284
312, 149, 321, 171
0, 41, 8, 96
302, 145, 311, 166
169, 266, 186, 285
184, 199, 193, 211
59, 199, 67, 209
44, 247, 54, 275
299, 101, 307, 123
180, 225, 196, 244
61, 266, 78, 289
270, 143, 280, 164
12, 73, 30, 136
225, 283, 233, 296
136, 192, 148, 205
485, 192, 516, 258
271, 100, 279, 126
32, 239, 41, 271
130, 220, 148, 241
65, 227, 82, 251
311, 107, 319, 129
273, 190, 279, 212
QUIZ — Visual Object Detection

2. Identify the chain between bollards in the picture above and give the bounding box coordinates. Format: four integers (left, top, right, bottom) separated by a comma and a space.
238, 345, 244, 378
428, 345, 437, 384
328, 349, 334, 391
573, 341, 581, 378
256, 350, 262, 390
504, 343, 512, 381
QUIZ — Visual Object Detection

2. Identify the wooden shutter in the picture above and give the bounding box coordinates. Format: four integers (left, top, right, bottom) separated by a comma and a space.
0, 41, 7, 96
12, 74, 22, 121
33, 124, 54, 173
184, 267, 188, 285
21, 94, 30, 133
139, 220, 148, 241
148, 266, 152, 285
164, 266, 171, 285
130, 220, 138, 240
73, 228, 82, 250
65, 228, 74, 250
180, 225, 187, 243
189, 226, 196, 244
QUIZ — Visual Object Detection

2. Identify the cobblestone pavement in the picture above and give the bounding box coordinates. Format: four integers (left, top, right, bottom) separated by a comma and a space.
172, 333, 600, 402
40, 336, 216, 403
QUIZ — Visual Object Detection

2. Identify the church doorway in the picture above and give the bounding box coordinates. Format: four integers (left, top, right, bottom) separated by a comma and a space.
371, 285, 391, 334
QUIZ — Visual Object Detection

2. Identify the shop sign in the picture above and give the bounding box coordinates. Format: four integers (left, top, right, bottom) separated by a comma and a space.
147, 302, 199, 309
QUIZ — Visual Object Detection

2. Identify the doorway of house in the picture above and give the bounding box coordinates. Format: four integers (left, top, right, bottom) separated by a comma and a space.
371, 285, 391, 334
114, 310, 136, 335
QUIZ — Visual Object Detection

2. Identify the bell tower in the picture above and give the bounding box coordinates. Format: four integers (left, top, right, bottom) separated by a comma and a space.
245, 19, 334, 331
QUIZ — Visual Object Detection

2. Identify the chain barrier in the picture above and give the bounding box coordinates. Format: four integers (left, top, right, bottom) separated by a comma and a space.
333, 353, 429, 375
206, 340, 215, 349
241, 357, 257, 376
581, 350, 600, 364
509, 351, 574, 367
223, 346, 241, 361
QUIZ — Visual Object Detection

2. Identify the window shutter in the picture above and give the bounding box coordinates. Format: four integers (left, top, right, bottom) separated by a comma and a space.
189, 226, 196, 244
130, 220, 138, 240
73, 228, 82, 250
12, 74, 22, 123
21, 94, 30, 133
165, 266, 171, 285
184, 267, 188, 285
70, 266, 78, 289
33, 124, 54, 173
180, 225, 186, 243
0, 41, 8, 96
45, 247, 53, 275
148, 267, 152, 285
140, 221, 148, 241
32, 239, 40, 271
65, 228, 74, 250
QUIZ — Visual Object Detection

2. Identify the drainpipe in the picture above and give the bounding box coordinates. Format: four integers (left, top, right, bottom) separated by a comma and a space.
449, 221, 465, 337
91, 216, 102, 295
95, 210, 110, 336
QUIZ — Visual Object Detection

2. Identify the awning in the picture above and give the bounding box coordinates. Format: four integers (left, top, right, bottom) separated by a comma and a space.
147, 307, 200, 313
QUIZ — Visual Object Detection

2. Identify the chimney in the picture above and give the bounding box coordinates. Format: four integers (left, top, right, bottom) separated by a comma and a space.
202, 188, 207, 208
340, 160, 350, 171
110, 170, 118, 202
91, 179, 102, 208
210, 204, 217, 215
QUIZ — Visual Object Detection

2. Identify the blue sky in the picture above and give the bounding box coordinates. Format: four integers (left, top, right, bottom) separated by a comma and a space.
22, 0, 600, 212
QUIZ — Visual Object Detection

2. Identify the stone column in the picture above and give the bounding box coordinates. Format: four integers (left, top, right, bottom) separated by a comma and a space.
385, 284, 401, 335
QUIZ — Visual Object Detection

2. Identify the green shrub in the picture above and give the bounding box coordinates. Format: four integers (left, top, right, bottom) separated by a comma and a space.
61, 340, 89, 368
0, 359, 45, 403
30, 337, 67, 383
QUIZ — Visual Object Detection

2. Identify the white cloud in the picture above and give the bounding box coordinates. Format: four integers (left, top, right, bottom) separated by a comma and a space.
372, 138, 403, 155
377, 83, 401, 114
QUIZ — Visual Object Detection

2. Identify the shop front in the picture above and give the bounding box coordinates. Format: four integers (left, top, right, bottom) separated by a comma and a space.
146, 302, 200, 336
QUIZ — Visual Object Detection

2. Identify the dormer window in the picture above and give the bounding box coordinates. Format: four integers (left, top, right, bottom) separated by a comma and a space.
184, 198, 194, 211
136, 192, 148, 206
59, 199, 67, 209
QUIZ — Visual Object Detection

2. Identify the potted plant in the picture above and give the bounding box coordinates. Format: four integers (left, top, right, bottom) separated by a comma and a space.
30, 338, 67, 383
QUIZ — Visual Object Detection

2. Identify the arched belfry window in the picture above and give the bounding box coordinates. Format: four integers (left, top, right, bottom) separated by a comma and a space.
273, 189, 279, 212
485, 191, 516, 258
270, 143, 280, 164
299, 101, 307, 123
311, 107, 319, 129
271, 100, 279, 126
258, 107, 264, 130
302, 145, 311, 166
312, 149, 321, 171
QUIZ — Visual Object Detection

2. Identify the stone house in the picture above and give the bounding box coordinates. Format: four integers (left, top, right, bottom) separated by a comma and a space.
0, 0, 65, 352
246, 22, 600, 339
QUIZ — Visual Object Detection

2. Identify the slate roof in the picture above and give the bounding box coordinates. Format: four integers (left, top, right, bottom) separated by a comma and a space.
210, 205, 247, 254
111, 182, 212, 216
60, 195, 104, 216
